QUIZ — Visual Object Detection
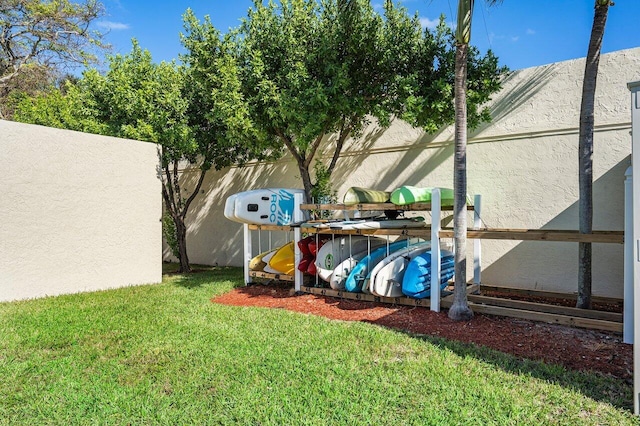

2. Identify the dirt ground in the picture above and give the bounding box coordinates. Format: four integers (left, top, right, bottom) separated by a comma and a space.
212, 282, 633, 382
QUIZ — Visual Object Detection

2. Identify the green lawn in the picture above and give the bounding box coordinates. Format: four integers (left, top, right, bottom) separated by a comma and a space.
0, 266, 637, 425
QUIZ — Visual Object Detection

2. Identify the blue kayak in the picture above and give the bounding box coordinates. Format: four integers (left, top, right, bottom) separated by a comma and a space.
402, 250, 455, 299
344, 239, 417, 293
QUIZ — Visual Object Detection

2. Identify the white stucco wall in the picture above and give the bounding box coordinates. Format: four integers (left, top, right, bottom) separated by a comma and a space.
0, 120, 162, 302
178, 47, 640, 299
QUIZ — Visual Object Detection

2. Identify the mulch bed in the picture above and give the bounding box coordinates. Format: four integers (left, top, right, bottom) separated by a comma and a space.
212, 282, 633, 382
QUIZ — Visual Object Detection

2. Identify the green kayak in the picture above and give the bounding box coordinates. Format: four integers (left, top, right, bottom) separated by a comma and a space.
343, 187, 391, 205
391, 186, 464, 206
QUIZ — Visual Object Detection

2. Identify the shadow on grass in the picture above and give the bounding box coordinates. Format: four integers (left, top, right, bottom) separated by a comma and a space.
397, 331, 633, 412
207, 278, 633, 411
163, 263, 245, 290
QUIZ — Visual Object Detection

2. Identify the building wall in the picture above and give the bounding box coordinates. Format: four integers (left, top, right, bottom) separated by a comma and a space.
0, 120, 162, 302
179, 48, 640, 299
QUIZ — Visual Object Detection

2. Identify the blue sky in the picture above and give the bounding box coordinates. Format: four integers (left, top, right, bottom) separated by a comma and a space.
97, 0, 640, 71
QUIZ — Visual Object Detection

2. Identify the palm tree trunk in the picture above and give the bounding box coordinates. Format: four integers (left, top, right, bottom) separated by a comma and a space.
448, 42, 474, 322
577, 0, 610, 309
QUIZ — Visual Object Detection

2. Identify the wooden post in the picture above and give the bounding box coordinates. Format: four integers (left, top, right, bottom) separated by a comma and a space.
294, 192, 305, 292
243, 223, 253, 285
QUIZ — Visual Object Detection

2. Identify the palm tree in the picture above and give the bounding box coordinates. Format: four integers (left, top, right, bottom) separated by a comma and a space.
449, 0, 502, 321
577, 0, 613, 309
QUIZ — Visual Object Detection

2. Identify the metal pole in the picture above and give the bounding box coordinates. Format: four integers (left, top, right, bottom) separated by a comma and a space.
625, 166, 634, 344
627, 80, 640, 415
473, 194, 482, 287
431, 188, 441, 312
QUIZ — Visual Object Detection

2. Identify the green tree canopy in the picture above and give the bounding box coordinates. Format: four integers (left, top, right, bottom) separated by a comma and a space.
0, 0, 106, 118
15, 29, 268, 273
235, 0, 507, 200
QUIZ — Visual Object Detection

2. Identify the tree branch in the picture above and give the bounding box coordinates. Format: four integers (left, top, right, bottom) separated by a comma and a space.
303, 122, 330, 169
277, 129, 305, 167
180, 167, 208, 222
327, 118, 351, 175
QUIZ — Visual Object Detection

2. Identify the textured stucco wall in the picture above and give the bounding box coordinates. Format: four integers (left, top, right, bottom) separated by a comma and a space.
0, 120, 162, 302
178, 47, 640, 299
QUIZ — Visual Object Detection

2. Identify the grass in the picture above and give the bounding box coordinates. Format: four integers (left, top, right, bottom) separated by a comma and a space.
0, 266, 638, 425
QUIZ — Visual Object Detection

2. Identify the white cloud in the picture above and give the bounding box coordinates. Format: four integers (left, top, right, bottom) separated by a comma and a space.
526, 28, 536, 35
419, 16, 439, 30
97, 21, 130, 31
511, 36, 520, 42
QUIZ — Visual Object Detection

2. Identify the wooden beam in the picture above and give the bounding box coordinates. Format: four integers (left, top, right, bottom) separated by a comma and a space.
300, 203, 473, 212
297, 285, 621, 332
468, 294, 622, 322
301, 226, 432, 237
301, 225, 623, 244
450, 302, 623, 333
300, 286, 433, 308
466, 284, 481, 295
249, 271, 295, 282
479, 285, 623, 305
457, 228, 624, 244
247, 224, 297, 232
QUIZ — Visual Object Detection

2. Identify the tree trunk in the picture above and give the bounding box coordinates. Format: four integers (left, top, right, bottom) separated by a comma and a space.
160, 157, 210, 274
298, 162, 314, 203
175, 216, 191, 273
577, 1, 610, 309
448, 42, 474, 322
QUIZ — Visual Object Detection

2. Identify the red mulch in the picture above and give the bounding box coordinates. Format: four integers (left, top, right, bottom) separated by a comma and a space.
212, 282, 633, 382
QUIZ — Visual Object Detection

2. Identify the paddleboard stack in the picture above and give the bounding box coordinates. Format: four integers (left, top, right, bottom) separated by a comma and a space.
240, 185, 469, 300
344, 239, 418, 293
368, 241, 432, 298
315, 236, 389, 281
402, 250, 455, 299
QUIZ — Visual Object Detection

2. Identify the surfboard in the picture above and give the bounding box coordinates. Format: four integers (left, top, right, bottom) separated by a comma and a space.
328, 217, 425, 230
343, 187, 391, 205
369, 242, 432, 297
402, 250, 455, 298
345, 239, 419, 293
224, 188, 306, 225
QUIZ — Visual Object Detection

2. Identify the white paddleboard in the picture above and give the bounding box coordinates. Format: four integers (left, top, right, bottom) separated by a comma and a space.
316, 239, 387, 283
328, 217, 425, 230
224, 193, 239, 220
224, 188, 306, 225
328, 249, 376, 290
369, 242, 432, 297
315, 236, 389, 272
